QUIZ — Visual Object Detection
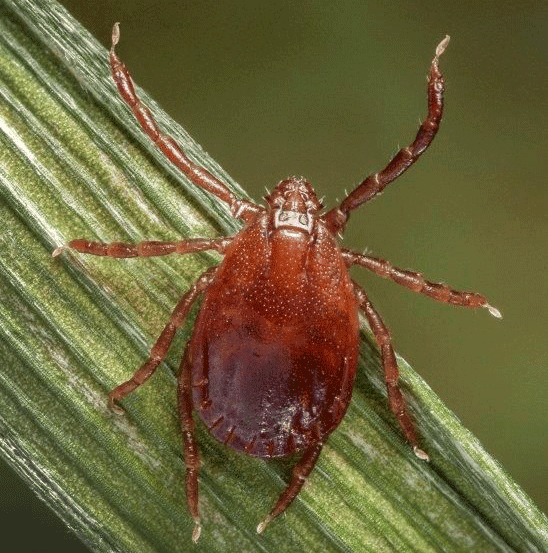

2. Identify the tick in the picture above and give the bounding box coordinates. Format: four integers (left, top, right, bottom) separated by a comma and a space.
54, 25, 501, 541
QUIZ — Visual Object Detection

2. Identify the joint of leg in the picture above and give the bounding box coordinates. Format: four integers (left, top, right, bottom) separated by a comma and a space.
323, 207, 348, 234
186, 461, 200, 473
182, 428, 196, 442
375, 331, 391, 347
295, 473, 307, 483
148, 346, 165, 361
230, 198, 262, 222
422, 118, 438, 131
402, 147, 413, 160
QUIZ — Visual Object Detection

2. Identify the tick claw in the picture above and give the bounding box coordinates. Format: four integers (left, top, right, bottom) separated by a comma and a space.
256, 514, 273, 534
486, 304, 502, 319
413, 445, 430, 462
435, 35, 450, 58
52, 245, 67, 257
191, 520, 201, 542
111, 22, 120, 49
108, 397, 125, 415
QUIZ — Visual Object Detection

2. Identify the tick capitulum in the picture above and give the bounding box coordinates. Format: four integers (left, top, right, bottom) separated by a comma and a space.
53, 25, 500, 541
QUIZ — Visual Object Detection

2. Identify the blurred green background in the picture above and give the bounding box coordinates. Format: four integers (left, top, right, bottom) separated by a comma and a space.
1, 0, 546, 551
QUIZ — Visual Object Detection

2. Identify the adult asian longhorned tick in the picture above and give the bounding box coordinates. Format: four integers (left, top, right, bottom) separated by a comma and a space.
53, 25, 501, 541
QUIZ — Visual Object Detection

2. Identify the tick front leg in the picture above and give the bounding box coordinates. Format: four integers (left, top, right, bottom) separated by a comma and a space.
109, 23, 263, 224
257, 441, 324, 534
323, 36, 450, 233
108, 267, 216, 414
178, 346, 202, 542
53, 236, 231, 259
353, 283, 429, 460
344, 250, 501, 318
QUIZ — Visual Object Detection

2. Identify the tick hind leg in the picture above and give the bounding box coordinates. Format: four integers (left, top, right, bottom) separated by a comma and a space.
108, 267, 216, 413
353, 283, 429, 460
178, 346, 202, 542
257, 441, 324, 534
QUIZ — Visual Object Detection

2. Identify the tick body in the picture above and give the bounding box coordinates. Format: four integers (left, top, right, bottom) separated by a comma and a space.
191, 201, 359, 458
54, 25, 500, 541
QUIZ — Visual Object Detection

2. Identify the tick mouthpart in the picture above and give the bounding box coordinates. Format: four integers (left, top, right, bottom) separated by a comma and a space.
273, 209, 314, 234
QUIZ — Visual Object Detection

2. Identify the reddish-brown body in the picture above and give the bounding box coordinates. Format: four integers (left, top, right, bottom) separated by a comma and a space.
191, 210, 359, 458
54, 25, 500, 541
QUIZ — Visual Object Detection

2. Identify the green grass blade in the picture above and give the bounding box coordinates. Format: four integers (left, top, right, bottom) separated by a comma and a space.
1, 0, 547, 551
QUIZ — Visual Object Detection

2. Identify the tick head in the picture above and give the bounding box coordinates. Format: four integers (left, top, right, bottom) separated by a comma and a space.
265, 177, 324, 235
265, 176, 323, 214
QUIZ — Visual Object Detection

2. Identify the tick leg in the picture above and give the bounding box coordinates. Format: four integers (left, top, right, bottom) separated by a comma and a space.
109, 23, 262, 223
108, 267, 216, 414
52, 236, 231, 258
353, 283, 429, 460
344, 250, 501, 318
323, 36, 450, 234
257, 441, 324, 534
178, 346, 202, 542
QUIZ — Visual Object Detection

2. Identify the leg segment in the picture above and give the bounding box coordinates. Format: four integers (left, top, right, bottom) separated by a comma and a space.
178, 346, 202, 542
323, 37, 450, 234
108, 267, 216, 413
257, 441, 324, 534
353, 282, 429, 460
53, 236, 231, 259
109, 23, 262, 223
344, 250, 501, 318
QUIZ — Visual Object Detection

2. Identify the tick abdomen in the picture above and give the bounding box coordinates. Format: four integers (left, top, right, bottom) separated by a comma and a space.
190, 214, 359, 457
